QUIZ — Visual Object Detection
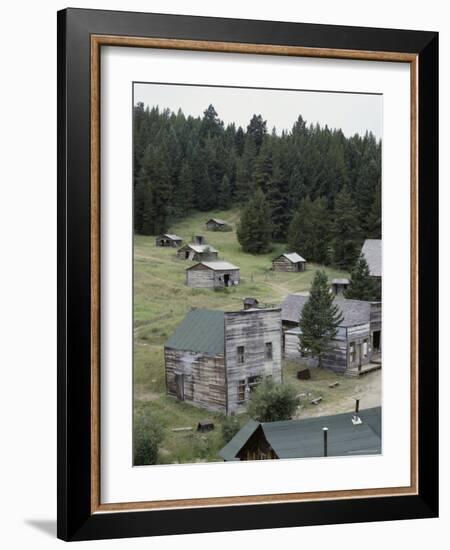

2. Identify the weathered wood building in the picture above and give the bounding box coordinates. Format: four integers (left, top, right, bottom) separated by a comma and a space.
155, 233, 183, 248
331, 278, 350, 295
165, 307, 282, 414
219, 406, 381, 461
206, 218, 230, 231
281, 294, 382, 375
272, 252, 306, 272
177, 243, 218, 261
186, 261, 240, 288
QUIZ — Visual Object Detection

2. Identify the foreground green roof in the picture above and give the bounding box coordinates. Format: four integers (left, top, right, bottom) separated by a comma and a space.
165, 309, 225, 355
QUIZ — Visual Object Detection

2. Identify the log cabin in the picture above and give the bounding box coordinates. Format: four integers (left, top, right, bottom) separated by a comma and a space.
281, 294, 382, 375
205, 218, 230, 231
164, 307, 282, 414
186, 261, 240, 288
177, 243, 218, 261
272, 252, 306, 272
155, 233, 183, 247
219, 406, 381, 460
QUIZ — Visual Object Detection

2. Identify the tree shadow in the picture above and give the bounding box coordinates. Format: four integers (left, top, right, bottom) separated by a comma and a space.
25, 519, 56, 538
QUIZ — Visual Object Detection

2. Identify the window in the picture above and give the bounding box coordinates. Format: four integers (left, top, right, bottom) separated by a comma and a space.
349, 342, 356, 363
237, 380, 246, 403
265, 342, 273, 360
237, 346, 245, 364
362, 339, 368, 358
248, 375, 262, 391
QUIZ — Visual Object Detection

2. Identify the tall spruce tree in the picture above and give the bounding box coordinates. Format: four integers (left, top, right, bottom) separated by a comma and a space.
237, 188, 272, 253
332, 185, 361, 270
299, 270, 344, 367
218, 174, 232, 209
344, 255, 381, 301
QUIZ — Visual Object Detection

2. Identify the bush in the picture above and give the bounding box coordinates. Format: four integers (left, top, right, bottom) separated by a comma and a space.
221, 416, 241, 443
134, 411, 164, 466
248, 379, 299, 422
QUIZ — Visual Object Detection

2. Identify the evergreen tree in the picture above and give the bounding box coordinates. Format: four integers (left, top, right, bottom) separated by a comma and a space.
268, 165, 290, 242
246, 114, 267, 151
299, 270, 344, 367
287, 197, 331, 264
218, 174, 232, 209
366, 182, 382, 239
237, 188, 272, 253
344, 255, 381, 301
234, 136, 257, 202
176, 162, 194, 214
332, 186, 362, 270
253, 138, 273, 194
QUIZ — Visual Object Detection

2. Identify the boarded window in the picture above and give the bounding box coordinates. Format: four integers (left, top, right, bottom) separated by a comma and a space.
265, 342, 273, 360
237, 346, 245, 364
237, 380, 246, 402
349, 343, 356, 363
362, 339, 368, 357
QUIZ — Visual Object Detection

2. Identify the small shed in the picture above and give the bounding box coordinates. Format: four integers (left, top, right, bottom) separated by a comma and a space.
186, 261, 240, 288
155, 233, 183, 248
331, 278, 350, 295
192, 235, 206, 245
243, 297, 259, 310
177, 244, 218, 262
272, 252, 306, 272
206, 218, 230, 231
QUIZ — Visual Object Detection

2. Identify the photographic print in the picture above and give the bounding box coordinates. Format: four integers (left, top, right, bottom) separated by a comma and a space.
133, 82, 382, 466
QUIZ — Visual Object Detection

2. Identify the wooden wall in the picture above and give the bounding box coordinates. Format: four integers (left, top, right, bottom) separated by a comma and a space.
225, 309, 282, 414
177, 246, 218, 261
155, 237, 181, 247
186, 265, 240, 288
165, 348, 227, 412
272, 257, 305, 272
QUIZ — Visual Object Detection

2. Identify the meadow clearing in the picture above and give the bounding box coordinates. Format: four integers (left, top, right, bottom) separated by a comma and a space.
133, 208, 380, 465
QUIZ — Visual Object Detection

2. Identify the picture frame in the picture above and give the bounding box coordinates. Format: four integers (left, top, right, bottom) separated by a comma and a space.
57, 7, 438, 541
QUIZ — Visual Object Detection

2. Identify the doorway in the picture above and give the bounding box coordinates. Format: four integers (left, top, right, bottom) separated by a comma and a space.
224, 274, 230, 287
175, 373, 184, 401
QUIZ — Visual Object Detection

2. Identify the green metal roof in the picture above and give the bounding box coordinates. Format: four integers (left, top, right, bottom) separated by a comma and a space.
219, 407, 382, 461
165, 309, 225, 355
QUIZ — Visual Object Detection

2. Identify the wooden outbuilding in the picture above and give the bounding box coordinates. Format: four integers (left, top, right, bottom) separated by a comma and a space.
155, 233, 183, 248
272, 252, 306, 272
243, 297, 259, 310
177, 243, 218, 262
281, 294, 382, 375
186, 261, 240, 288
165, 307, 282, 414
219, 407, 381, 460
205, 218, 230, 231
331, 278, 350, 295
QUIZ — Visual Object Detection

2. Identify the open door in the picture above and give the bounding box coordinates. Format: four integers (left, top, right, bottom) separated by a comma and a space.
175, 373, 185, 400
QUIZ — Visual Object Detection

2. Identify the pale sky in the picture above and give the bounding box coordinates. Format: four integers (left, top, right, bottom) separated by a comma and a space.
134, 82, 382, 140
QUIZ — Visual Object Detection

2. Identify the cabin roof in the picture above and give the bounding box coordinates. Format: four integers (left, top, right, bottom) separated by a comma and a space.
187, 261, 239, 271
207, 218, 227, 225
219, 407, 381, 461
361, 239, 382, 277
159, 233, 182, 241
181, 244, 218, 253
275, 252, 306, 263
165, 309, 225, 355
281, 294, 372, 327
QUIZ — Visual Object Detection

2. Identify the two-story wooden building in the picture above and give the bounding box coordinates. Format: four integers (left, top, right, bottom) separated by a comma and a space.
281, 294, 382, 375
164, 307, 282, 414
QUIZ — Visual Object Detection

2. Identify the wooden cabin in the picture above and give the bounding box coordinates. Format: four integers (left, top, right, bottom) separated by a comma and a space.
219, 407, 381, 460
177, 243, 218, 262
192, 235, 206, 245
272, 252, 306, 272
165, 307, 282, 414
155, 233, 183, 248
186, 261, 240, 288
281, 294, 382, 376
243, 297, 259, 310
205, 218, 230, 231
331, 278, 350, 295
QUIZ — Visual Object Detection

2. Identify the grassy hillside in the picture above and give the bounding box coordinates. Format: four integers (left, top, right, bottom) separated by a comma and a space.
133, 208, 352, 465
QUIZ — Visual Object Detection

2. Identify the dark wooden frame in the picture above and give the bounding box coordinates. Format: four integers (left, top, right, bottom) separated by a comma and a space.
57, 8, 439, 541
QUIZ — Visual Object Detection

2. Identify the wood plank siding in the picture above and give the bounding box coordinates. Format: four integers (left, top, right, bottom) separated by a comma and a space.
165, 348, 227, 412
186, 264, 240, 288
272, 256, 305, 272
225, 309, 282, 414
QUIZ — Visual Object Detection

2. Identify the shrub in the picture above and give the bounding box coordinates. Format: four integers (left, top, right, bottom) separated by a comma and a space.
248, 379, 299, 422
133, 411, 164, 466
221, 416, 241, 443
